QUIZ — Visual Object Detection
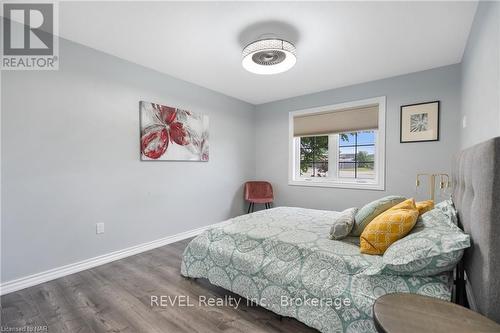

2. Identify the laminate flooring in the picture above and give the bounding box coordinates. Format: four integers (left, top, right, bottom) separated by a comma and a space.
1, 238, 318, 333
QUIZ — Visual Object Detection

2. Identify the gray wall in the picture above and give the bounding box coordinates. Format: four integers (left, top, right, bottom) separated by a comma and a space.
461, 1, 500, 149
255, 65, 461, 211
1, 39, 255, 282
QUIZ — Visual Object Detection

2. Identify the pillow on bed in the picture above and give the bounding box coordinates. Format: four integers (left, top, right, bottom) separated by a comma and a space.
380, 207, 470, 276
329, 207, 358, 240
360, 199, 419, 255
350, 195, 406, 236
435, 199, 458, 226
416, 200, 434, 215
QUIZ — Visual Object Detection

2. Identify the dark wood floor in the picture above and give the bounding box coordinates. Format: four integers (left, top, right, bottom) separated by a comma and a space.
1, 238, 317, 333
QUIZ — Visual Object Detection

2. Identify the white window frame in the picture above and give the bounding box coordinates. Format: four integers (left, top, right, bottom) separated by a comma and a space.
288, 96, 386, 190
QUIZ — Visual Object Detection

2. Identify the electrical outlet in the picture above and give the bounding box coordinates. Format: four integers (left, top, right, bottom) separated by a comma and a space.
96, 223, 105, 234
462, 115, 467, 128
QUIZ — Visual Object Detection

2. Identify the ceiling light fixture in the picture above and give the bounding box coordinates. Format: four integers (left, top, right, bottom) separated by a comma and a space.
242, 38, 296, 75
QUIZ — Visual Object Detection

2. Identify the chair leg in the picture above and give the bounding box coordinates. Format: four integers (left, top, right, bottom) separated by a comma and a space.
247, 203, 252, 214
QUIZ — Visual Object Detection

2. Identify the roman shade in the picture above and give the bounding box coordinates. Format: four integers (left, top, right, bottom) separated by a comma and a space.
293, 105, 379, 137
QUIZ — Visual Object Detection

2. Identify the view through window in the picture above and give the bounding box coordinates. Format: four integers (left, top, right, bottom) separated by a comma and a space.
299, 136, 329, 177
298, 131, 375, 180
338, 131, 375, 179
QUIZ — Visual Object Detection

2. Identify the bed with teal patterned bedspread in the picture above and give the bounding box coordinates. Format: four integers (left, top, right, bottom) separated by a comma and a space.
181, 207, 452, 333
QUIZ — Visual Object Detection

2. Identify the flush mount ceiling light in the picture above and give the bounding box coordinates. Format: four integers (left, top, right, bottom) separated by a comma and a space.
242, 38, 296, 75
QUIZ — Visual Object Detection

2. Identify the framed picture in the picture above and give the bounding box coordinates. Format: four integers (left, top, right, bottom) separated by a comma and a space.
400, 101, 440, 143
140, 101, 209, 161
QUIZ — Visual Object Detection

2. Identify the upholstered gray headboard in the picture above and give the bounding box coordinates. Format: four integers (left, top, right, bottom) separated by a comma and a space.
452, 136, 500, 323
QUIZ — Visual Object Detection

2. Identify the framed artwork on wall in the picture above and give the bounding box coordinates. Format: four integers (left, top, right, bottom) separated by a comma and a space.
140, 101, 209, 161
400, 101, 440, 143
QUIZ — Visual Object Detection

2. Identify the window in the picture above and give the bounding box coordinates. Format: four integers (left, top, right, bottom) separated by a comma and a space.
289, 97, 385, 190
299, 136, 329, 177
338, 131, 375, 179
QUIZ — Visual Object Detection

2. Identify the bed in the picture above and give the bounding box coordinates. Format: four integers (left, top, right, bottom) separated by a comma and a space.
452, 136, 500, 323
181, 136, 500, 332
181, 207, 452, 333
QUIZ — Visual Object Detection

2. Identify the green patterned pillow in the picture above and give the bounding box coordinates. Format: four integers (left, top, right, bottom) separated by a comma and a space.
435, 199, 458, 226
329, 207, 358, 240
350, 195, 406, 236
380, 208, 470, 276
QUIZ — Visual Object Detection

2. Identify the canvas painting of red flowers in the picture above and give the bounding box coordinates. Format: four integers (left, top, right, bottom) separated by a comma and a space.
140, 101, 209, 161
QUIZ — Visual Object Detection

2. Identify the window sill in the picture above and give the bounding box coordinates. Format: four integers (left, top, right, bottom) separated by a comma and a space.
288, 179, 385, 191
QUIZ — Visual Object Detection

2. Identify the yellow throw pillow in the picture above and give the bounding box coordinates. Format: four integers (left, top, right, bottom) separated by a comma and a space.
360, 198, 419, 255
416, 200, 434, 216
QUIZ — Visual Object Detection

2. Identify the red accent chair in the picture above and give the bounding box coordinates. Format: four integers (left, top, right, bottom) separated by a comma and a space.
244, 181, 274, 213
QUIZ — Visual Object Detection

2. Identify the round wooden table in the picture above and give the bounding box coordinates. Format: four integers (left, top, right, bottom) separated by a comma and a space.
373, 293, 500, 333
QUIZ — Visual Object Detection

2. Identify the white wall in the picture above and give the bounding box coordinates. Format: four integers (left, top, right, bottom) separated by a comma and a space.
255, 65, 462, 211
0, 39, 255, 282
461, 1, 500, 148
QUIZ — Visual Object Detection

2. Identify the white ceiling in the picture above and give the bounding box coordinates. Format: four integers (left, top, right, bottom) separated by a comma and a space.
59, 1, 477, 105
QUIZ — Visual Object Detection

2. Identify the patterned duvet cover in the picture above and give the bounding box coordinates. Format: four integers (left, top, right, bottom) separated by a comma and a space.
181, 207, 452, 333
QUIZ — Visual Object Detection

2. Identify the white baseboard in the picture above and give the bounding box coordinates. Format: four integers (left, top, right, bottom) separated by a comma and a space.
0, 220, 230, 296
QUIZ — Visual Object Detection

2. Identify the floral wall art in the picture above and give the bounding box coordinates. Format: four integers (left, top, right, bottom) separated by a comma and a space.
140, 101, 209, 161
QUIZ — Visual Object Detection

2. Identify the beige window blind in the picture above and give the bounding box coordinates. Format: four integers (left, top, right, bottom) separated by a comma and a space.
293, 105, 379, 137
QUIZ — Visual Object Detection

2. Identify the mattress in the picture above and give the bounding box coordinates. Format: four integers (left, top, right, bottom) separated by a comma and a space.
181, 207, 452, 333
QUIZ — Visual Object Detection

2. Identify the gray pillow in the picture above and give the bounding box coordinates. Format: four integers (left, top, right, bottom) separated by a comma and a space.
329, 208, 358, 240
350, 195, 406, 236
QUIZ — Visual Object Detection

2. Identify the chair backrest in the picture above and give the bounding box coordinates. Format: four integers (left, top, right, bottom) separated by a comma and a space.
244, 181, 274, 200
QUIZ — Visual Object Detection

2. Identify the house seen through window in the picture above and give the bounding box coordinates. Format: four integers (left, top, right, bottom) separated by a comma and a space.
338, 131, 375, 179
298, 131, 376, 179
